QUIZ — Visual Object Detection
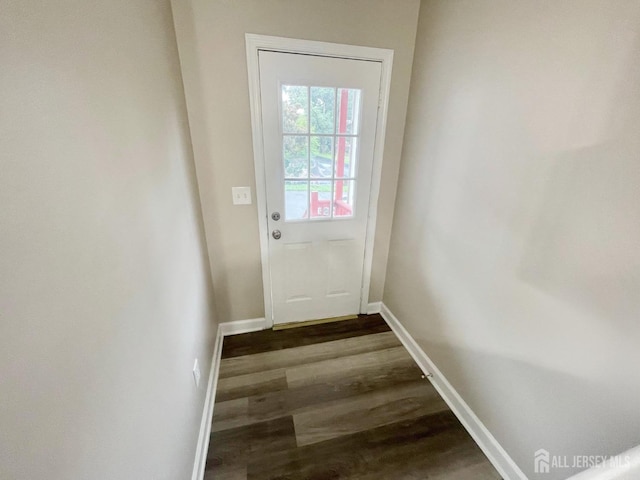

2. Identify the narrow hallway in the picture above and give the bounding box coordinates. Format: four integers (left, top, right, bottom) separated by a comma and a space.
206, 316, 501, 479
4, 1, 639, 479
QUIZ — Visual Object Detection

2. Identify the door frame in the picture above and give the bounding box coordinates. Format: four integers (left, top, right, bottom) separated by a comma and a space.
245, 34, 394, 328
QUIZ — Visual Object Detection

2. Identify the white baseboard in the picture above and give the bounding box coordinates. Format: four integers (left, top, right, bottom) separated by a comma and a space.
366, 301, 382, 314
191, 317, 269, 480
191, 324, 224, 480
218, 317, 268, 336
379, 303, 527, 480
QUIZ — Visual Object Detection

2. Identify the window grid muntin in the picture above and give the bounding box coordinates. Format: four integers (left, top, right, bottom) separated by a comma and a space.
282, 84, 361, 222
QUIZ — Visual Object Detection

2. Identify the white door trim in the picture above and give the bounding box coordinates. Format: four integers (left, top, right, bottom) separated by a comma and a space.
245, 34, 394, 328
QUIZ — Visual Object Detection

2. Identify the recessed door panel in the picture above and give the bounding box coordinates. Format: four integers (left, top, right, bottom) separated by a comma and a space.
326, 239, 359, 297
283, 242, 314, 303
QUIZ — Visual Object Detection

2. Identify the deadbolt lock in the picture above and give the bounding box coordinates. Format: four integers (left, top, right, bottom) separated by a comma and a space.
271, 212, 281, 221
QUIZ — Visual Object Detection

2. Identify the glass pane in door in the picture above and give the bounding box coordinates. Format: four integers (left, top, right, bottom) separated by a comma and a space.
282, 85, 308, 133
334, 137, 357, 178
333, 180, 355, 218
283, 135, 309, 178
310, 87, 335, 134
310, 181, 332, 218
310, 136, 333, 179
336, 88, 361, 135
281, 84, 362, 221
284, 181, 309, 221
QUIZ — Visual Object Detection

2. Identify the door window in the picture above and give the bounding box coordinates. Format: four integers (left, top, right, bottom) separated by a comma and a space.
281, 85, 361, 221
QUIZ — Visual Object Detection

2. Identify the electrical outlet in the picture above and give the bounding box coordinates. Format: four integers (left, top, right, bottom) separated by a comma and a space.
192, 359, 201, 388
232, 186, 252, 205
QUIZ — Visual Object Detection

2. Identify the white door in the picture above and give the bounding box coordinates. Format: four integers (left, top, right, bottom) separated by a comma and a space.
259, 51, 382, 326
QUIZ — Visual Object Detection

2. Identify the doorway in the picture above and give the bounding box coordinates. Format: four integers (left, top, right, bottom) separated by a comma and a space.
246, 35, 393, 327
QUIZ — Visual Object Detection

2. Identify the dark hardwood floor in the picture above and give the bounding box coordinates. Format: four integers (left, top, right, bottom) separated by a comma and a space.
205, 314, 501, 480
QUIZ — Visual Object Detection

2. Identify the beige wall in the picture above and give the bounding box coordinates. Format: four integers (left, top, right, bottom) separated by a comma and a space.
172, 0, 420, 322
0, 1, 217, 478
385, 1, 640, 478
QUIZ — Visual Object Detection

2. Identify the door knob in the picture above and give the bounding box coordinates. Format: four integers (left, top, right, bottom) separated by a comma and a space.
271, 212, 281, 221
272, 229, 282, 240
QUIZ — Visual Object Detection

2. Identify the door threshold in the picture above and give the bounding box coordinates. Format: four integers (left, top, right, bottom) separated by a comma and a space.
273, 314, 358, 331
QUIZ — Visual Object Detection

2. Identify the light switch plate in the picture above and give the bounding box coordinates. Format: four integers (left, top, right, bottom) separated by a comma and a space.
232, 186, 252, 205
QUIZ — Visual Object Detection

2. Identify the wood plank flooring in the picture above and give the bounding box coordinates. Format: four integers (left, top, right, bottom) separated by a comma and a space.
205, 314, 501, 480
